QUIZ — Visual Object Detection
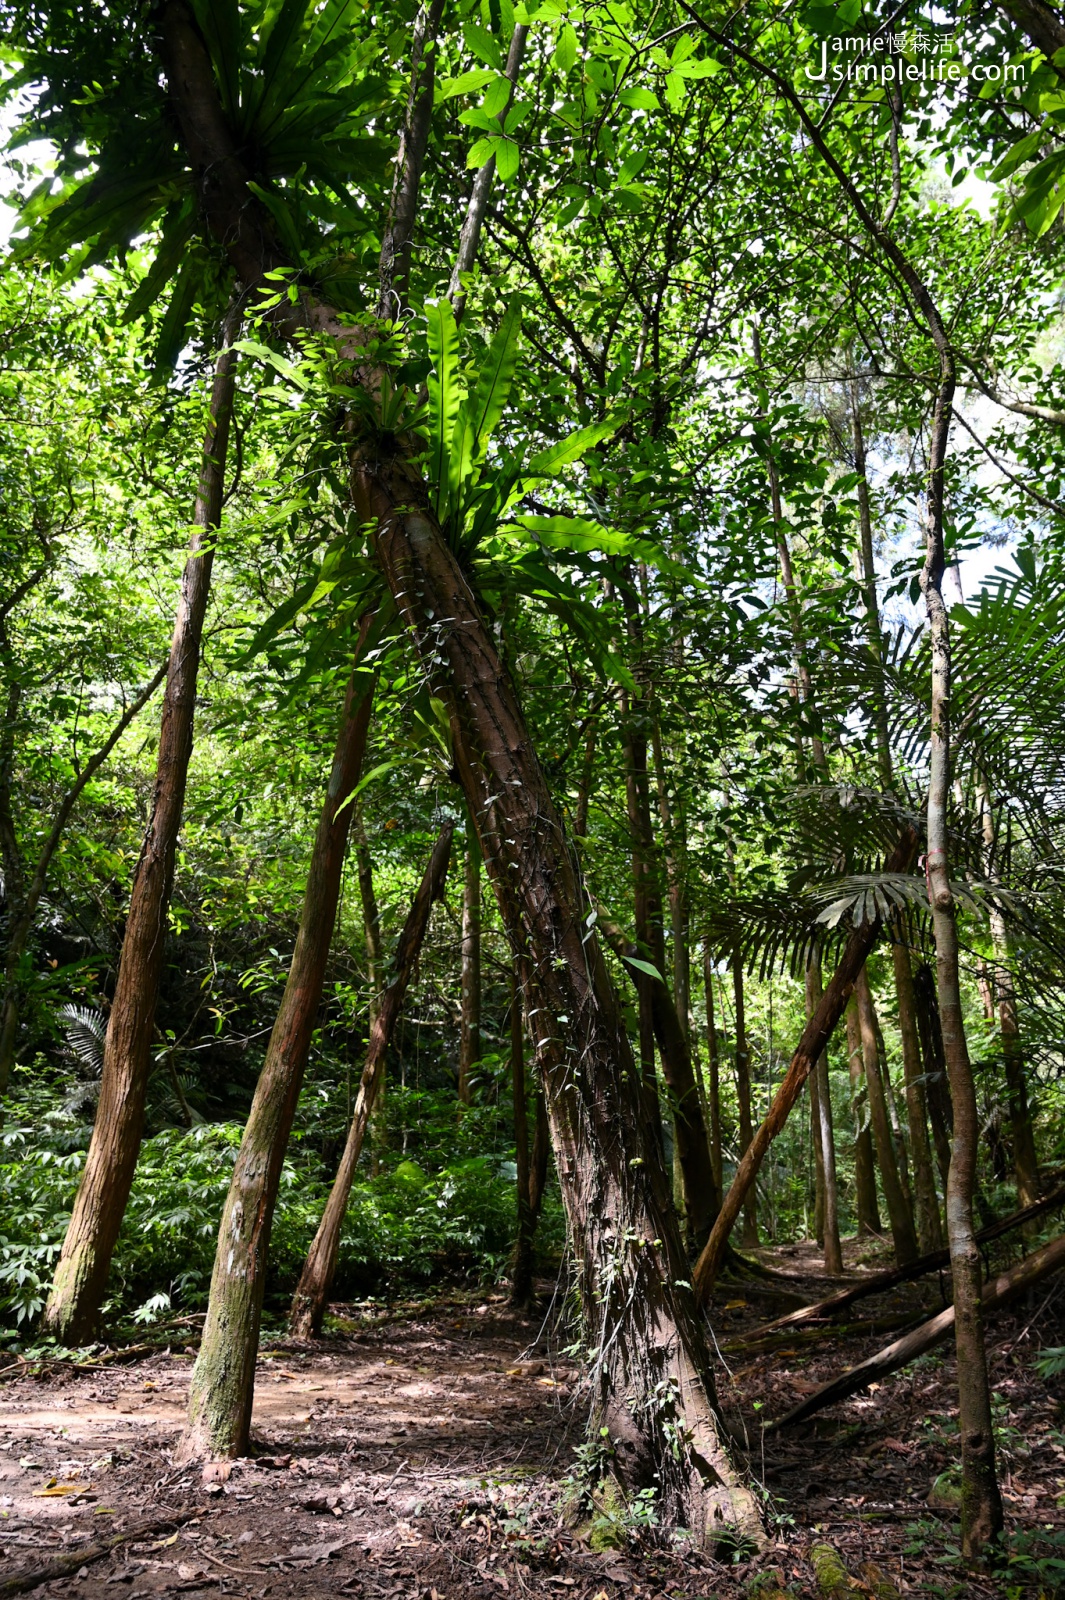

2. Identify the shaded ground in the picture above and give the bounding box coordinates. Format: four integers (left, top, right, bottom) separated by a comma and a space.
3, 1242, 1065, 1599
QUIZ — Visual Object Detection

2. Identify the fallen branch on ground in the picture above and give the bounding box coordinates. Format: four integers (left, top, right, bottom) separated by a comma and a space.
0, 1510, 203, 1596
728, 1179, 1065, 1346
768, 1229, 1065, 1432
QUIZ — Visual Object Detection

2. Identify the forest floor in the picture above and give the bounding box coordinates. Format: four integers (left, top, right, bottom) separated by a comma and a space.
3, 1238, 1065, 1600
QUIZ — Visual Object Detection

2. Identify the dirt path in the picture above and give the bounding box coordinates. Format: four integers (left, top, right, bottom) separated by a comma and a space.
2, 1270, 1064, 1598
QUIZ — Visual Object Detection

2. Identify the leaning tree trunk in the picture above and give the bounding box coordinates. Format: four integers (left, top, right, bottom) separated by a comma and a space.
458, 823, 481, 1106
42, 316, 240, 1341
354, 464, 763, 1544
855, 970, 918, 1266
289, 821, 453, 1337
158, 0, 760, 1539
176, 632, 376, 1460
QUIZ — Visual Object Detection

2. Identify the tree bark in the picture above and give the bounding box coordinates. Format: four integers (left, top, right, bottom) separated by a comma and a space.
176, 628, 376, 1459
158, 3, 760, 1538
855, 970, 919, 1266
913, 960, 955, 1188
289, 821, 454, 1337
846, 996, 881, 1235
458, 824, 481, 1106
806, 958, 843, 1274
693, 833, 915, 1300
43, 311, 240, 1340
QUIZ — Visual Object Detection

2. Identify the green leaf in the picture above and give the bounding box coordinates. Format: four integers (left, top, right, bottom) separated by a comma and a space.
618, 86, 659, 110
525, 418, 621, 476
437, 68, 498, 101
622, 954, 664, 982
554, 22, 578, 72
426, 298, 463, 523
494, 136, 520, 182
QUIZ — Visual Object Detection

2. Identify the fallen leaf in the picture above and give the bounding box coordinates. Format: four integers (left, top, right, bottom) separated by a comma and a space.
289, 1538, 347, 1562
177, 1563, 205, 1581
18, 1457, 43, 1470
33, 1483, 85, 1497
148, 1532, 179, 1551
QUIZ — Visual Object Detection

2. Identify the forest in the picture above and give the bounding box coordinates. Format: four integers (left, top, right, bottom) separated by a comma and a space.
3, 0, 1065, 1595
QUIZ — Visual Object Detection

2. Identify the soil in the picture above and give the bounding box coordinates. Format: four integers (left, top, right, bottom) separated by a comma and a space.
3, 1237, 1065, 1600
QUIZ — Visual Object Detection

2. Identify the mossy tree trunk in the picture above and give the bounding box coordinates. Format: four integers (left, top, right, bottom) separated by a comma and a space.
176, 636, 375, 1460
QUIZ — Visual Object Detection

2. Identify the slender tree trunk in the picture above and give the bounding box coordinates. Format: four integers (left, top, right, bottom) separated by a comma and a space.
846, 996, 881, 1235
732, 949, 758, 1248
510, 954, 547, 1306
978, 780, 1039, 1208
573, 717, 597, 839
0, 657, 168, 1103
703, 943, 723, 1192
892, 939, 944, 1251
41, 319, 240, 1339
850, 383, 943, 1251
176, 626, 376, 1459
810, 1064, 826, 1246
806, 957, 842, 1273
289, 822, 453, 1337
618, 668, 716, 1248
913, 961, 954, 1184
159, 4, 760, 1537
353, 806, 385, 1168
855, 970, 918, 1265
919, 359, 1003, 1552
458, 824, 481, 1107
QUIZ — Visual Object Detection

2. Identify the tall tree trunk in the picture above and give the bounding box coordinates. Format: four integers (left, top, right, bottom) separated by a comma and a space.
806, 957, 842, 1273
703, 943, 723, 1192
42, 316, 239, 1339
458, 824, 481, 1107
918, 343, 1004, 1556
913, 961, 955, 1188
855, 970, 918, 1266
732, 949, 758, 1248
159, 3, 760, 1537
176, 628, 376, 1459
846, 996, 881, 1235
289, 822, 453, 1337
810, 1063, 826, 1246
